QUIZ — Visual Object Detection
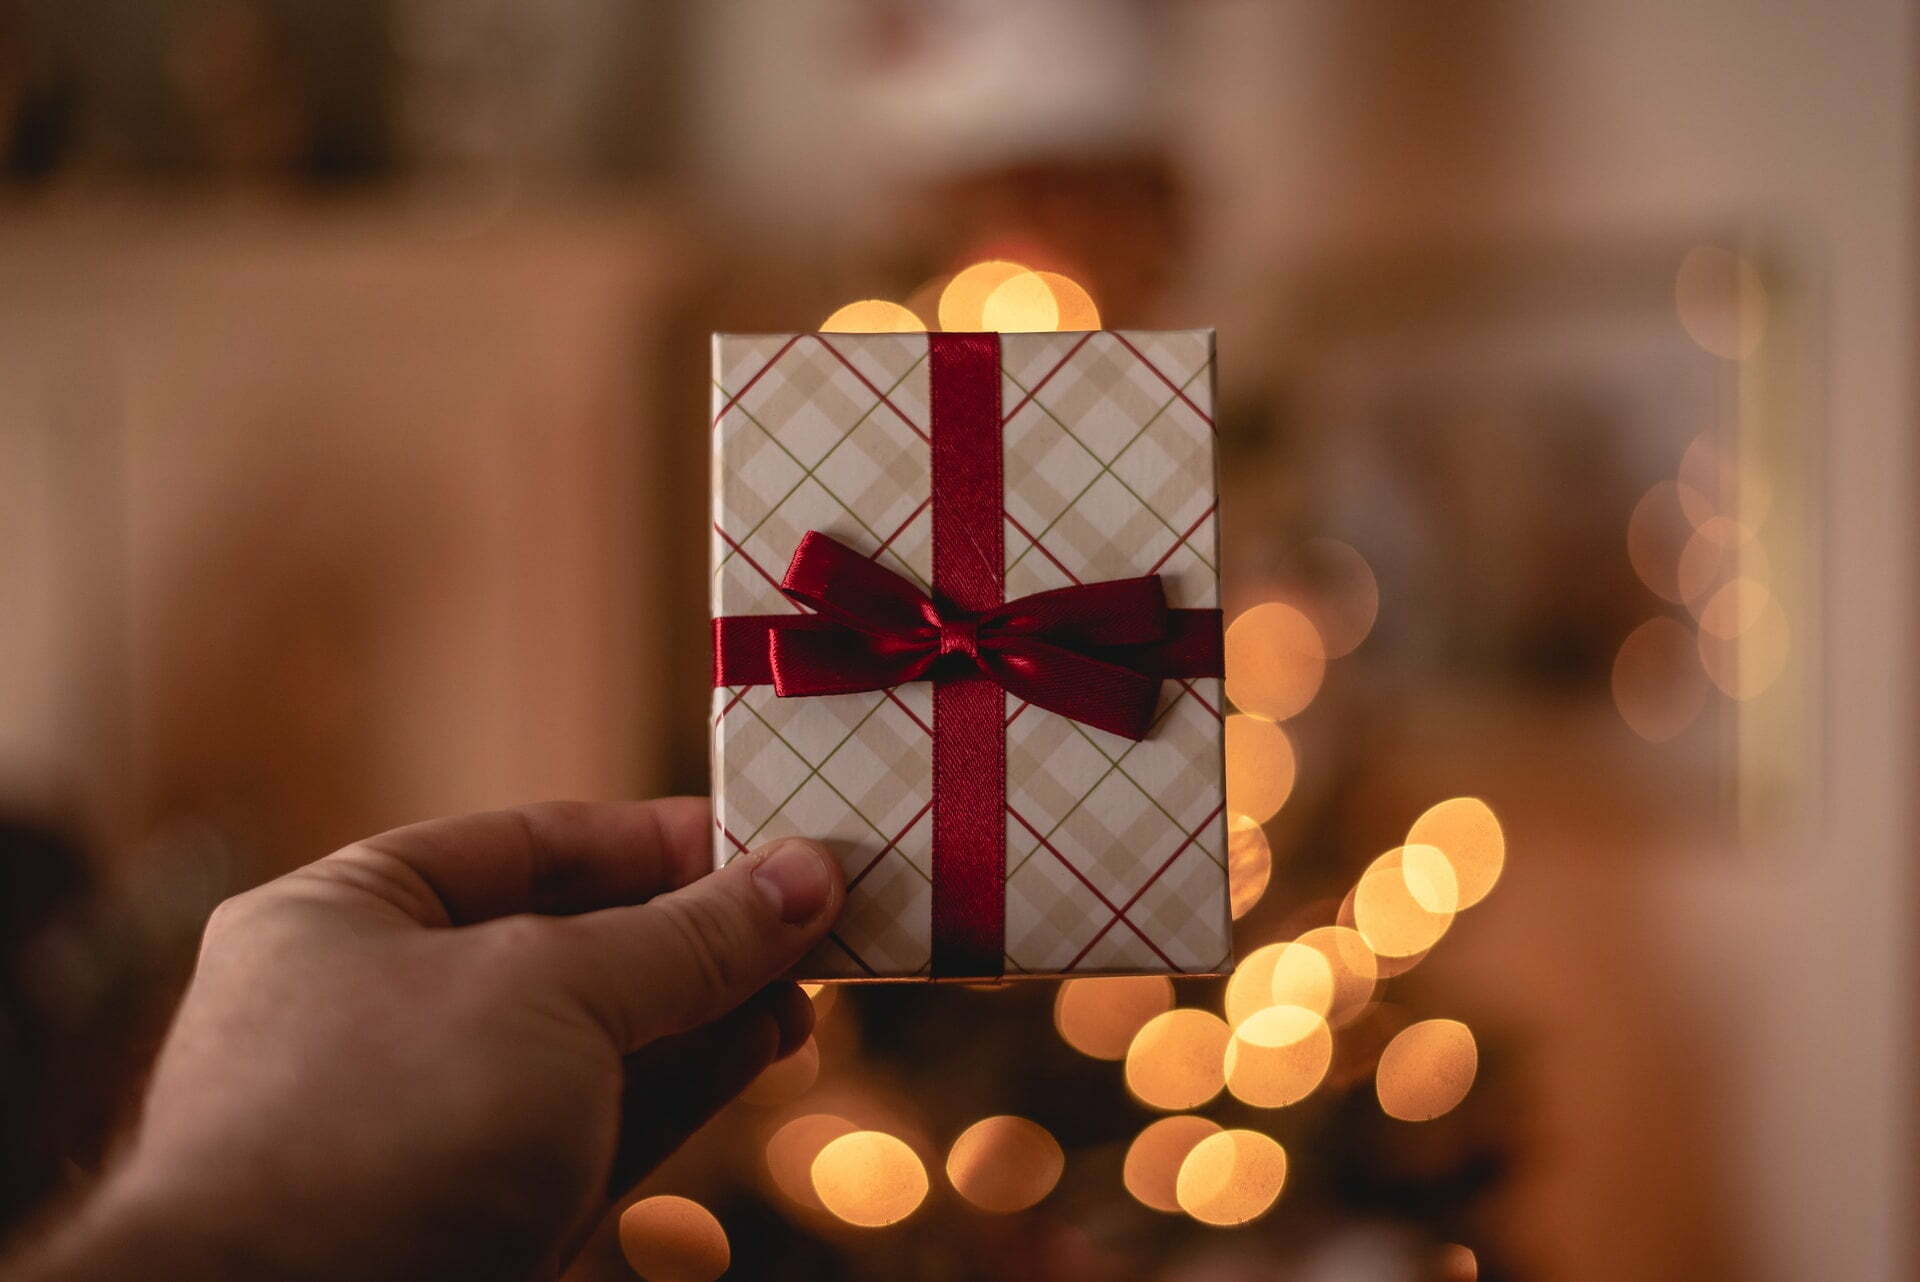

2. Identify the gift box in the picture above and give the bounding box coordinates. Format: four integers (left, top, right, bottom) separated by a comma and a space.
710, 330, 1229, 980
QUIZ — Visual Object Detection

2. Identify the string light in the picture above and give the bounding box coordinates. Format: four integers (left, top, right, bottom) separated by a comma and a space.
1227, 814, 1273, 919
1124, 1008, 1230, 1110
811, 1131, 929, 1227
1224, 715, 1295, 823
1698, 594, 1790, 699
1224, 602, 1326, 721
1376, 1018, 1478, 1121
1297, 538, 1379, 658
945, 1116, 1064, 1212
765, 1113, 856, 1209
980, 270, 1061, 332
1034, 271, 1101, 329
1054, 975, 1175, 1060
1175, 1129, 1288, 1226
1675, 245, 1768, 360
1291, 926, 1379, 1026
1124, 1116, 1222, 1213
1352, 846, 1456, 958
1223, 1005, 1333, 1107
1404, 798, 1505, 911
1611, 616, 1709, 742
618, 1196, 730, 1282
938, 261, 1031, 331
819, 299, 927, 333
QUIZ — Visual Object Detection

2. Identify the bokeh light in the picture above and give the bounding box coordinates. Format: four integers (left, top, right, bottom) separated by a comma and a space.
1698, 594, 1791, 699
1124, 1116, 1223, 1213
1625, 481, 1693, 605
1697, 576, 1772, 640
1223, 943, 1283, 1026
1404, 797, 1505, 911
1376, 1018, 1479, 1121
1440, 1243, 1481, 1281
766, 1113, 857, 1210
1224, 715, 1295, 823
1678, 433, 1772, 535
1297, 537, 1380, 657
1675, 245, 1768, 360
1035, 271, 1101, 329
1227, 813, 1272, 920
1611, 616, 1710, 742
819, 299, 928, 334
1352, 847, 1456, 957
1175, 1129, 1288, 1226
740, 1037, 820, 1107
1125, 1008, 1231, 1111
811, 1130, 930, 1227
938, 260, 1031, 331
1054, 974, 1175, 1060
980, 269, 1061, 332
945, 1115, 1064, 1213
618, 1196, 730, 1282
1223, 1004, 1333, 1107
1266, 940, 1336, 1016
1224, 602, 1326, 721
1293, 925, 1379, 1026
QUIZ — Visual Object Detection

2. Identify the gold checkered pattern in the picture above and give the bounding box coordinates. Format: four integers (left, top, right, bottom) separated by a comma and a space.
712, 331, 1229, 979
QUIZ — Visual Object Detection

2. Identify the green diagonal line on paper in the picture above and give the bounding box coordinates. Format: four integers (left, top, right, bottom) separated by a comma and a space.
731, 691, 936, 889
734, 691, 891, 847
1000, 360, 1215, 578
1002, 690, 1191, 882
712, 352, 933, 596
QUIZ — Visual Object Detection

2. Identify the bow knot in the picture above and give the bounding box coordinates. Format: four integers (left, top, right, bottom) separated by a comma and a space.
937, 615, 981, 661
765, 531, 1185, 740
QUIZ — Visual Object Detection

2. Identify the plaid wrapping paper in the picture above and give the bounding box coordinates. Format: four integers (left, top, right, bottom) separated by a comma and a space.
710, 330, 1229, 979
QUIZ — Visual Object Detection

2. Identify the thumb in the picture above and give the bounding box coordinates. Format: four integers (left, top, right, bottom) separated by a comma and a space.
527, 837, 843, 1054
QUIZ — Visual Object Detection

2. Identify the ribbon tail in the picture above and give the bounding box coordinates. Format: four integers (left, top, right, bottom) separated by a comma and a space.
982, 640, 1164, 741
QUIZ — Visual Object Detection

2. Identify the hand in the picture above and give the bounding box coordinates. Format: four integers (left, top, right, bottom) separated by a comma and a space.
16, 799, 843, 1282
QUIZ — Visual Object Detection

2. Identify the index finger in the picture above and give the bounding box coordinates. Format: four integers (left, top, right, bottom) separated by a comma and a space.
324, 797, 715, 926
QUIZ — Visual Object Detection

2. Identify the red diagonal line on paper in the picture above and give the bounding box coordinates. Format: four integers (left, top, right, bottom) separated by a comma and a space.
1109, 331, 1214, 431
1177, 678, 1222, 721
870, 495, 931, 562
711, 333, 804, 428
1062, 801, 1224, 971
847, 799, 934, 892
717, 819, 750, 856
1147, 501, 1218, 576
1006, 807, 1178, 971
811, 334, 931, 442
825, 933, 878, 976
714, 686, 748, 727
1005, 700, 1031, 728
1002, 511, 1082, 586
713, 522, 787, 594
1001, 331, 1095, 425
884, 688, 933, 737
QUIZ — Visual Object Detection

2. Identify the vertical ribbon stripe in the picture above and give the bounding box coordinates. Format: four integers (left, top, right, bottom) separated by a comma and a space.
928, 333, 1005, 978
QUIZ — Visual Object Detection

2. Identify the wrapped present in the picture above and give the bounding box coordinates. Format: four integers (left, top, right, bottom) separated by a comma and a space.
710, 330, 1229, 980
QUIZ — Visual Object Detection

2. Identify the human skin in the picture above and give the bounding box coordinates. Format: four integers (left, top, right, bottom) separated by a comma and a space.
8, 798, 842, 1282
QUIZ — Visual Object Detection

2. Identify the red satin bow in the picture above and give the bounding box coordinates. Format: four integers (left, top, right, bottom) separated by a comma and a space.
721, 531, 1216, 740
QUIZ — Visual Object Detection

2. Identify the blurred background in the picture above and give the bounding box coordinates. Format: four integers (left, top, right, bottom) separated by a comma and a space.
0, 2, 1912, 1280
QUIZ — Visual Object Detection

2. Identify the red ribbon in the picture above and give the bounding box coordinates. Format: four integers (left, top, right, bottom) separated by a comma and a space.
712, 333, 1223, 976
